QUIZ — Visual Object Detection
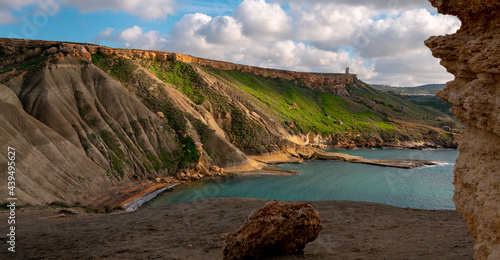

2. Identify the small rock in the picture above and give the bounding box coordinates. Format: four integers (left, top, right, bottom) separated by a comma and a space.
220, 201, 321, 260
155, 178, 162, 183
196, 164, 210, 175
211, 166, 221, 172
59, 209, 78, 215
43, 47, 59, 55
156, 112, 165, 118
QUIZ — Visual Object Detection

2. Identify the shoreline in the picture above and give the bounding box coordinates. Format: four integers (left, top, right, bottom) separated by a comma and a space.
85, 146, 453, 211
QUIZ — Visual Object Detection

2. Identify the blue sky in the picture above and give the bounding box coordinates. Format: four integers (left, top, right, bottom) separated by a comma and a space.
0, 0, 460, 86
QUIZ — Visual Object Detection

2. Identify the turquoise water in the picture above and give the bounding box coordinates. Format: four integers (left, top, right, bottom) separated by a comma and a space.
143, 149, 458, 210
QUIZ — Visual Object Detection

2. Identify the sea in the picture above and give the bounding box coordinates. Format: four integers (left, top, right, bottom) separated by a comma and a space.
143, 148, 459, 210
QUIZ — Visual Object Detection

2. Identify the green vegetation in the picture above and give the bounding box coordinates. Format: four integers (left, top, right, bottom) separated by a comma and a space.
406, 95, 453, 115
90, 52, 460, 162
99, 130, 127, 178
371, 84, 446, 95
1, 56, 46, 73
92, 54, 137, 84
210, 69, 404, 138
142, 60, 206, 104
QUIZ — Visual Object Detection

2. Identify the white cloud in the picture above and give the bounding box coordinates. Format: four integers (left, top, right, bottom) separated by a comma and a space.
89, 0, 459, 87
354, 9, 460, 59
234, 0, 292, 40
93, 26, 166, 50
0, 0, 39, 25
280, 0, 433, 12
368, 48, 454, 87
197, 16, 245, 44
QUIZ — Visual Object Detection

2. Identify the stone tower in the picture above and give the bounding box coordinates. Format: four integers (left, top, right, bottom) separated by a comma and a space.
345, 67, 349, 75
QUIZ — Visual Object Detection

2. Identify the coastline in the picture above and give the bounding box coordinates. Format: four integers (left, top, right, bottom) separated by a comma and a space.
85, 145, 451, 212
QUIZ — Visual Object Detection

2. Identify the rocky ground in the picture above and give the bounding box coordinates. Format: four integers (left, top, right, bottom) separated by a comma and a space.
0, 198, 474, 259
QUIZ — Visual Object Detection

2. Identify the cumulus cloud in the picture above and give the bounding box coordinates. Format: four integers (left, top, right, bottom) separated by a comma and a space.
281, 0, 433, 12
369, 48, 452, 86
354, 9, 460, 59
93, 26, 166, 50
233, 0, 292, 40
165, 10, 371, 79
89, 0, 459, 86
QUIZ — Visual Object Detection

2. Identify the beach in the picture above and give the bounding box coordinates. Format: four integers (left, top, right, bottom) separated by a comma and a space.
0, 198, 473, 259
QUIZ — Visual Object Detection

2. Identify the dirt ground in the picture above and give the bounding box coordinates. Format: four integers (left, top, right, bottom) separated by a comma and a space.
0, 198, 474, 259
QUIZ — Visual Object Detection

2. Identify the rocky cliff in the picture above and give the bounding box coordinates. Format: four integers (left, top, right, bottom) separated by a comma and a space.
0, 38, 356, 92
425, 1, 500, 259
0, 40, 249, 205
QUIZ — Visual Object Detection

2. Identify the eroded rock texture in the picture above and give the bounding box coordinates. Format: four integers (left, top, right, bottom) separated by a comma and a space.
220, 201, 321, 260
425, 1, 500, 259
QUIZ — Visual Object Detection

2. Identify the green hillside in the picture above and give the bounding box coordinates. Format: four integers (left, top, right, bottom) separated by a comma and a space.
371, 84, 446, 95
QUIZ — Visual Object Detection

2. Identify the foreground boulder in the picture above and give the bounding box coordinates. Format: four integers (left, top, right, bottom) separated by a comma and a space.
220, 201, 321, 260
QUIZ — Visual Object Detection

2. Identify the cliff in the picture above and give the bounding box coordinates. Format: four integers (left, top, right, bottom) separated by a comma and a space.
0, 38, 356, 92
425, 1, 500, 259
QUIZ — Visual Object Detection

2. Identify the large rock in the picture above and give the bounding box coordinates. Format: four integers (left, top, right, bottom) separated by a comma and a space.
425, 1, 500, 259
220, 201, 321, 260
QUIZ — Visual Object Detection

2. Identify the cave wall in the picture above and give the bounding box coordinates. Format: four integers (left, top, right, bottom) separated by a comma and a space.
425, 1, 500, 259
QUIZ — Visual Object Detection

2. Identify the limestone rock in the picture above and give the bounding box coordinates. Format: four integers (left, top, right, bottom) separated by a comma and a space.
156, 111, 165, 118
220, 201, 321, 260
43, 47, 58, 55
195, 164, 210, 176
425, 1, 500, 259
76, 45, 91, 61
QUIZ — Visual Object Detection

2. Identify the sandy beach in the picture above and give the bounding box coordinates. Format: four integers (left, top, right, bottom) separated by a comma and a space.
0, 198, 473, 259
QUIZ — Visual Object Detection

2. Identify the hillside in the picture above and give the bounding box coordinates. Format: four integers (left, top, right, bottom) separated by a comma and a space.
371, 84, 446, 95
0, 38, 461, 205
371, 84, 452, 115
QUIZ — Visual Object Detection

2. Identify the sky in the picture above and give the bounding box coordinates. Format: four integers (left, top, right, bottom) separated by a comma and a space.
0, 0, 461, 87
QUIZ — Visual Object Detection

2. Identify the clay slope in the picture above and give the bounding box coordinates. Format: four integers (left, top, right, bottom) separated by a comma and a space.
0, 84, 113, 205
425, 1, 500, 259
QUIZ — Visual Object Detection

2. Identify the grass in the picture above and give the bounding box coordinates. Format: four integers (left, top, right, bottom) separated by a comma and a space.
210, 69, 398, 137
89, 52, 459, 163
142, 60, 206, 104
92, 54, 137, 84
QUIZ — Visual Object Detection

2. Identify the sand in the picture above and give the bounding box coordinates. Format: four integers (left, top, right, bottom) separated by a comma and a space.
0, 198, 474, 259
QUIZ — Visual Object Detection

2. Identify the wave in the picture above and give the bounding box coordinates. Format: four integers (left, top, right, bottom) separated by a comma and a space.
123, 183, 181, 212
420, 162, 455, 169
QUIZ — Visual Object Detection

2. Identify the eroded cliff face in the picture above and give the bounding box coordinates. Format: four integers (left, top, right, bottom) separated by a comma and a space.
425, 1, 500, 259
0, 43, 249, 205
0, 38, 355, 92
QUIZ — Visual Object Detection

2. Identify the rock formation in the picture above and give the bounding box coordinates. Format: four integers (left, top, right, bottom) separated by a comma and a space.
220, 201, 321, 260
425, 1, 500, 259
